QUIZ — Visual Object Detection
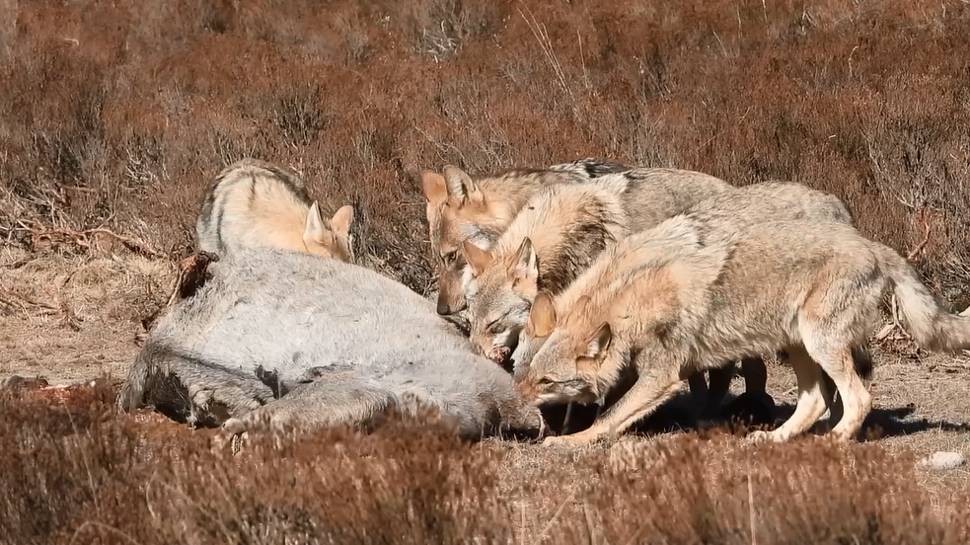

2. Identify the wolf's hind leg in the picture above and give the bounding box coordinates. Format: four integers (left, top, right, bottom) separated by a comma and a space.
806, 345, 871, 441
705, 363, 734, 413
740, 357, 768, 395
748, 346, 826, 443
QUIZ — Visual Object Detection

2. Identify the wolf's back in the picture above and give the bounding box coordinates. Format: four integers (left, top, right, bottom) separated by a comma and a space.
196, 159, 313, 254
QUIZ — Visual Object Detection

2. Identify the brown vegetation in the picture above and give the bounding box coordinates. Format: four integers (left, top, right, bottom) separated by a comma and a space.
1, 0, 969, 300
3, 2, 970, 543
1, 381, 968, 545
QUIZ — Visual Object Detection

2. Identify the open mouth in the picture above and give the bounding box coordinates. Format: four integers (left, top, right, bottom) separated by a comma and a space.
486, 346, 511, 365
486, 336, 519, 371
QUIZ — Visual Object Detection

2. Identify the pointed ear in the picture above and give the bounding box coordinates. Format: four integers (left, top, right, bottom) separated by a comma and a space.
583, 323, 612, 359
420, 171, 448, 205
527, 291, 557, 337
443, 165, 483, 205
304, 201, 333, 244
509, 238, 538, 281
462, 240, 493, 276
329, 205, 354, 238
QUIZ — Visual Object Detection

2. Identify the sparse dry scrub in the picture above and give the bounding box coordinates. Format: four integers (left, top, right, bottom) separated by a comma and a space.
1, 0, 968, 300
2, 382, 969, 545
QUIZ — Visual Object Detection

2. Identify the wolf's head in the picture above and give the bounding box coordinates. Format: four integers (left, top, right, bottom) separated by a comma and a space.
303, 202, 355, 262
510, 293, 556, 381
516, 292, 610, 406
421, 166, 500, 315
463, 237, 540, 366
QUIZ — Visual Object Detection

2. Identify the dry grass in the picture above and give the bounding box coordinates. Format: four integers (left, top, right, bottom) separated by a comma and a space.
1, 381, 969, 545
1, 0, 968, 299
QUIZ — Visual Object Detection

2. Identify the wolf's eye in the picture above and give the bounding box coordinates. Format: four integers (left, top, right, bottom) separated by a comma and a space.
487, 321, 505, 335
538, 376, 554, 385
442, 250, 458, 265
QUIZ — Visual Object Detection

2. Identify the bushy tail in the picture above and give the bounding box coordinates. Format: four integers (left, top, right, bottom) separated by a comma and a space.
876, 244, 970, 352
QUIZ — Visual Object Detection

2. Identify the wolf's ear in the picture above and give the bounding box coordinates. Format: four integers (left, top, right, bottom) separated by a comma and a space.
509, 237, 538, 277
420, 171, 448, 205
510, 237, 539, 294
462, 240, 493, 276
330, 205, 354, 238
528, 291, 557, 337
583, 323, 612, 360
443, 165, 484, 205
304, 201, 333, 245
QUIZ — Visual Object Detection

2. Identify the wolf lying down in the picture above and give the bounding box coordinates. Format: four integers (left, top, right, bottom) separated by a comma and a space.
119, 248, 544, 439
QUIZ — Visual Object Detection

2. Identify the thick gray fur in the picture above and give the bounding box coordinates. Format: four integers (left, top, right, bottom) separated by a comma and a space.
119, 248, 543, 439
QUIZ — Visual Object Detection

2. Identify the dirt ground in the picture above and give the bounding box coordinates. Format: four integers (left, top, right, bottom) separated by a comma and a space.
4, 245, 970, 503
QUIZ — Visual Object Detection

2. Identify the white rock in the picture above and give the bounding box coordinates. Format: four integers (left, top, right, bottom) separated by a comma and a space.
920, 451, 966, 471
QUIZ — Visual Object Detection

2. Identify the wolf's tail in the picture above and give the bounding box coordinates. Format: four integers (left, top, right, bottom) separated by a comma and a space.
876, 244, 970, 352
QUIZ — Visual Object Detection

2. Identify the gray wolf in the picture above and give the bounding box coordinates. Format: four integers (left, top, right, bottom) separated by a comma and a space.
461, 179, 630, 364
119, 248, 543, 440
196, 158, 355, 261
420, 159, 628, 315
459, 167, 734, 365
518, 215, 970, 445
510, 180, 856, 412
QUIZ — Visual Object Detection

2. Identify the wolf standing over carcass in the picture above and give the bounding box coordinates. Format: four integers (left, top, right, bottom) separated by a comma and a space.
420, 162, 781, 415
420, 159, 629, 316
518, 212, 970, 445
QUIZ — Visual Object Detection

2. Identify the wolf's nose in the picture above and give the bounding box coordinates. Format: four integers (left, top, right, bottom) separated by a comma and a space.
436, 300, 451, 315
487, 346, 511, 365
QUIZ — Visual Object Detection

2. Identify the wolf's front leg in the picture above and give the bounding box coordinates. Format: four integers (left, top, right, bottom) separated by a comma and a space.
544, 375, 682, 446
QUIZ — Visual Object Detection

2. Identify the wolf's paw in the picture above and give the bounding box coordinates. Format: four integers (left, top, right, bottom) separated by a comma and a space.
744, 430, 774, 445
223, 417, 246, 435
219, 418, 250, 455
543, 432, 596, 447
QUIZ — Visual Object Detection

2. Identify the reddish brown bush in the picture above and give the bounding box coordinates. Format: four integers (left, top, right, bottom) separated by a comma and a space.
2, 383, 969, 545
1, 0, 968, 300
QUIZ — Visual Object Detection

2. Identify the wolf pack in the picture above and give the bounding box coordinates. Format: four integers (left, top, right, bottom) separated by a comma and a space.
120, 157, 970, 446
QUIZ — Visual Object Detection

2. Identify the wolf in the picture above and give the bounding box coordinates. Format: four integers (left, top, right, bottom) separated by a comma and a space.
196, 158, 355, 261
510, 181, 857, 409
461, 179, 631, 364
518, 215, 970, 445
456, 168, 734, 360
119, 248, 544, 440
421, 159, 629, 316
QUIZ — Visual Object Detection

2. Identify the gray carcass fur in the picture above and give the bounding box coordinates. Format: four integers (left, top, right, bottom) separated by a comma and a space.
119, 249, 543, 439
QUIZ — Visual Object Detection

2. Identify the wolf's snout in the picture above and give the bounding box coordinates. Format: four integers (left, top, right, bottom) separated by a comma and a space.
487, 346, 511, 365
517, 379, 538, 402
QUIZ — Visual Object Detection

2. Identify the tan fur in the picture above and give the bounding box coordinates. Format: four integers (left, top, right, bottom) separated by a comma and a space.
463, 180, 630, 363
197, 159, 354, 262
520, 216, 970, 445
421, 164, 592, 315
512, 180, 856, 405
